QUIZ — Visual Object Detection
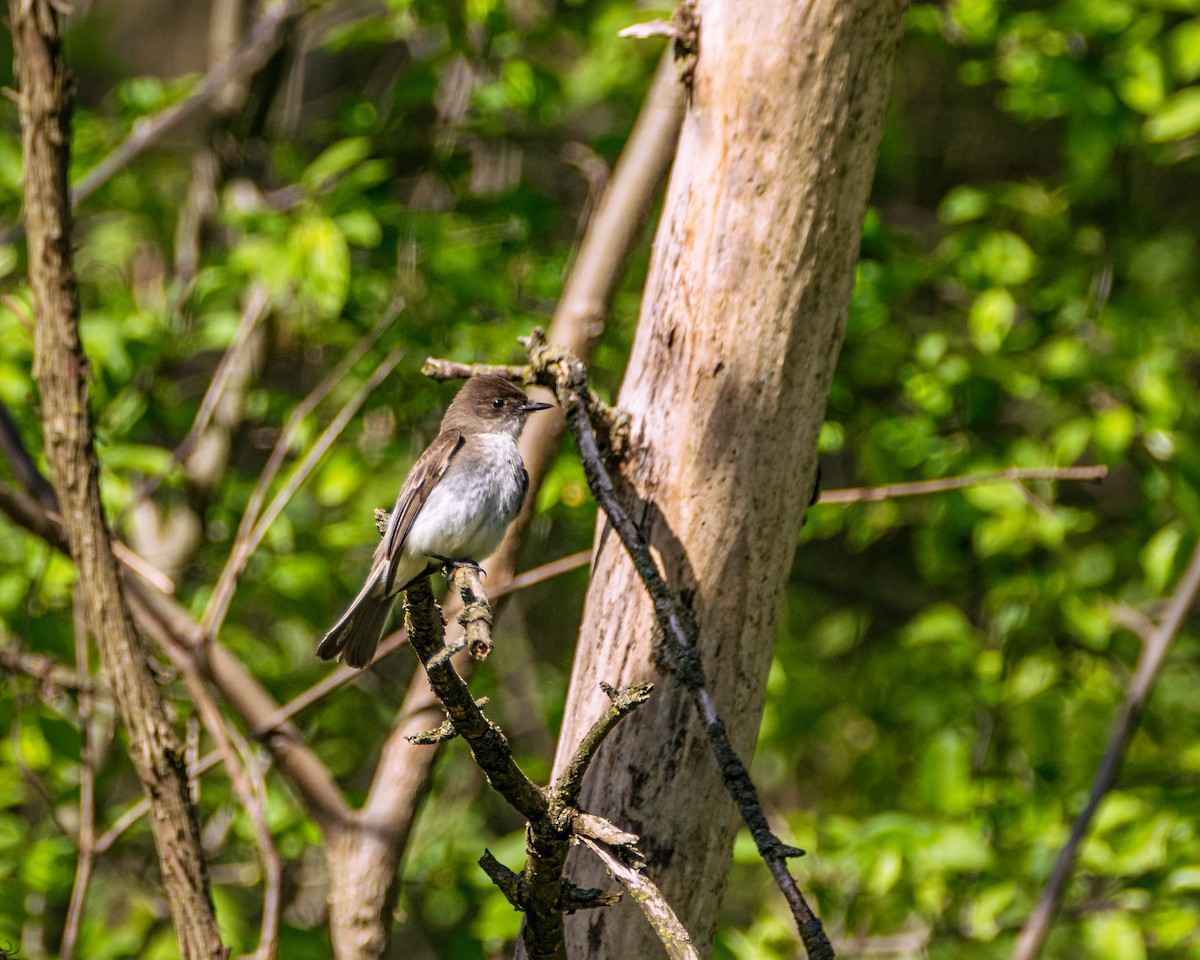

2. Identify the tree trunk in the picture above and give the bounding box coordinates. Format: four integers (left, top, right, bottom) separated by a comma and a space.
13, 3, 225, 958
550, 1, 908, 955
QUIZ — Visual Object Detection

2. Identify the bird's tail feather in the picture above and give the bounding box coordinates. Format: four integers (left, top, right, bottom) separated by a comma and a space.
317, 571, 397, 668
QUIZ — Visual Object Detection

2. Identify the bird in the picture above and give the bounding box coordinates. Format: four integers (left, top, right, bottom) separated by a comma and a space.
317, 374, 553, 668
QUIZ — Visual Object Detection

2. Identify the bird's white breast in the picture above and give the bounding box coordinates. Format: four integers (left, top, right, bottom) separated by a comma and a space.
404, 432, 527, 563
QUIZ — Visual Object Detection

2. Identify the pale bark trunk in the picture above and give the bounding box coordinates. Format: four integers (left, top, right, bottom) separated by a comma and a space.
551, 1, 908, 956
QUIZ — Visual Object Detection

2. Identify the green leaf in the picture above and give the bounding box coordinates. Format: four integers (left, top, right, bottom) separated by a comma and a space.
1140, 524, 1183, 593
1144, 86, 1200, 141
1083, 912, 1146, 960
968, 288, 1017, 354
1169, 19, 1200, 82
302, 137, 373, 193
289, 216, 351, 318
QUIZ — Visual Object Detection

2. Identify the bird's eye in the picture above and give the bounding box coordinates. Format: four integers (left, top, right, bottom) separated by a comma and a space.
492, 397, 504, 410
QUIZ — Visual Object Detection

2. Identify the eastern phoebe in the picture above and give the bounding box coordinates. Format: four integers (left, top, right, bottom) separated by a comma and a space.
317, 374, 552, 668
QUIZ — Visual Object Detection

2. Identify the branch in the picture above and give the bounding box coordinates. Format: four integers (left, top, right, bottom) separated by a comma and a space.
555, 681, 653, 810
13, 3, 224, 956
817, 466, 1108, 504
577, 835, 699, 960
402, 579, 547, 822
0, 643, 105, 696
404, 576, 689, 959
0, 400, 57, 508
1011, 536, 1200, 960
449, 565, 495, 660
60, 598, 96, 960
70, 0, 310, 209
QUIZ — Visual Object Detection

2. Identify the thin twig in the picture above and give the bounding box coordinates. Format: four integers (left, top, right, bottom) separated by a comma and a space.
122, 284, 271, 516
816, 466, 1108, 504
1011, 536, 1200, 960
555, 682, 653, 810
203, 345, 406, 635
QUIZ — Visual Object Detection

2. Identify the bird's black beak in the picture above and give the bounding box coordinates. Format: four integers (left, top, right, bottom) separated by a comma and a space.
521, 401, 554, 413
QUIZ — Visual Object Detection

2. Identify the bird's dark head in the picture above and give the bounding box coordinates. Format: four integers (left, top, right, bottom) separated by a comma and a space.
442, 373, 553, 438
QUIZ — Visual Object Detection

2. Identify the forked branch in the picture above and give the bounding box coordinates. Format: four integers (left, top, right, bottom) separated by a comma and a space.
402, 573, 695, 959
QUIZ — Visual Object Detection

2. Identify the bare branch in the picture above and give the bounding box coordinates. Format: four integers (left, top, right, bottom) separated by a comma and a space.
402, 579, 547, 822
1011, 536, 1200, 960
0, 643, 104, 695
508, 336, 831, 959
449, 565, 495, 660
555, 682, 653, 810
60, 597, 96, 960
817, 466, 1108, 505
403, 574, 682, 960
70, 0, 310, 209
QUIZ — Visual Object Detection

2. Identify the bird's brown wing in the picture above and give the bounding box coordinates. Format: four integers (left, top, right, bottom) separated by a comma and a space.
379, 430, 465, 594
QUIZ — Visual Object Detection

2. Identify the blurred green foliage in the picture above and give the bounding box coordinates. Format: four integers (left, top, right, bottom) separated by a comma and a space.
0, 0, 1197, 957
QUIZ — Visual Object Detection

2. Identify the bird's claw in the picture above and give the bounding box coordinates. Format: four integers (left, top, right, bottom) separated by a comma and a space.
432, 555, 487, 581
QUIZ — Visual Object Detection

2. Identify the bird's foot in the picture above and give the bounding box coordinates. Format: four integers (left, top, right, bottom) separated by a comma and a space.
431, 555, 487, 582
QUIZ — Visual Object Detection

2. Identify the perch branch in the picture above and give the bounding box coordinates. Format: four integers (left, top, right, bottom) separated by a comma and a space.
404, 577, 690, 959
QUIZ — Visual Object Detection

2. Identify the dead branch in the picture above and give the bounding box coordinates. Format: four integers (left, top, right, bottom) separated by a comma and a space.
577, 836, 699, 960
